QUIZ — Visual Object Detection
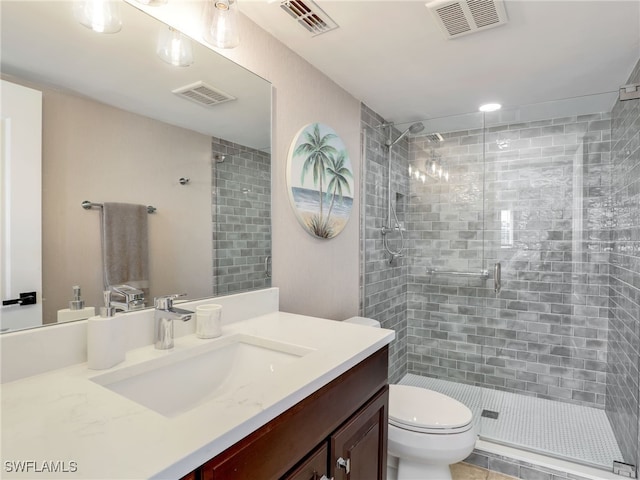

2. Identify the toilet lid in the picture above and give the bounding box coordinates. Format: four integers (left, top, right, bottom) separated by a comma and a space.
389, 385, 473, 432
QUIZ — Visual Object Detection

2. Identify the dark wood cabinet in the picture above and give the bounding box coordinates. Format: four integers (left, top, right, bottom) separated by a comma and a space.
182, 346, 388, 480
281, 442, 329, 480
330, 387, 387, 480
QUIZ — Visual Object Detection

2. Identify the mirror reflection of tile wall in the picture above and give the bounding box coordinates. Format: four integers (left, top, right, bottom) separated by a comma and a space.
212, 137, 272, 296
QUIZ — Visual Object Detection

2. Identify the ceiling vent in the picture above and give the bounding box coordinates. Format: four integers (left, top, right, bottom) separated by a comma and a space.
280, 0, 338, 36
426, 0, 508, 39
172, 81, 236, 107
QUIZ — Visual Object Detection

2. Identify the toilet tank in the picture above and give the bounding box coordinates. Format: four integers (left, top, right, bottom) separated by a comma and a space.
344, 316, 381, 328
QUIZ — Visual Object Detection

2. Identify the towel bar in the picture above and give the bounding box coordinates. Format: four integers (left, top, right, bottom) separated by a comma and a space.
82, 201, 156, 214
426, 268, 489, 279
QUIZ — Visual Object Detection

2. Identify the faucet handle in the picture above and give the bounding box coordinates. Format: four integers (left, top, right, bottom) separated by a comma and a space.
154, 294, 187, 310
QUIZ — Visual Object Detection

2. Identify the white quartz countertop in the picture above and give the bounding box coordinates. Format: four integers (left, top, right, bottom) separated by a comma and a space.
1, 312, 394, 479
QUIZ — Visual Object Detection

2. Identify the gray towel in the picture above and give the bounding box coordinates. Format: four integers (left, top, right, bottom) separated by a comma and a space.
101, 202, 149, 290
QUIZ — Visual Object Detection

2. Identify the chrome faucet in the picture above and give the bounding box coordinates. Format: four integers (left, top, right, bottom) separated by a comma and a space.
154, 294, 192, 350
109, 284, 146, 312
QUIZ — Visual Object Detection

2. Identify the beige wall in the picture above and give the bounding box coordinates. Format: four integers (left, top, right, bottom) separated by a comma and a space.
224, 17, 362, 321
137, 4, 363, 320
39, 86, 213, 323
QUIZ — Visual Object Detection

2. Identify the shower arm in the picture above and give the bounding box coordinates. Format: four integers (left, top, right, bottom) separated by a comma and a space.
381, 121, 424, 235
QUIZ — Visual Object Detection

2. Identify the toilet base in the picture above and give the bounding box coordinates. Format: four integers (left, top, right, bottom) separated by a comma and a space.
397, 457, 452, 480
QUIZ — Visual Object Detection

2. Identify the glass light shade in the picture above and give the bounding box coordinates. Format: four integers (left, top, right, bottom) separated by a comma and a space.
203, 0, 240, 49
73, 0, 122, 34
157, 27, 194, 67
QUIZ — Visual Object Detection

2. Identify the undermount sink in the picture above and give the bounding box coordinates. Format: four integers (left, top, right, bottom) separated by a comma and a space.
90, 334, 315, 417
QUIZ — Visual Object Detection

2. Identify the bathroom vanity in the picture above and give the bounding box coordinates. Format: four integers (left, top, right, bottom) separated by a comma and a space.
0, 289, 394, 479
185, 346, 388, 480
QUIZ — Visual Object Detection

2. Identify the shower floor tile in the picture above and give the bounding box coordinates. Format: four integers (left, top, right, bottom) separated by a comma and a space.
399, 374, 623, 470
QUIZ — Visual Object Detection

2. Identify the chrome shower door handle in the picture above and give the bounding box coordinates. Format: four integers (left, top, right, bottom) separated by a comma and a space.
494, 262, 502, 294
265, 255, 272, 278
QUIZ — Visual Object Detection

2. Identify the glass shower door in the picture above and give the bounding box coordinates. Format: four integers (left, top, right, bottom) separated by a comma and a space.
479, 98, 637, 472
403, 111, 490, 438
399, 93, 638, 473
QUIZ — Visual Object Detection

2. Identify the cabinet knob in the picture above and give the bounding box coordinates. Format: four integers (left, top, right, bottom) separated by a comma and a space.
336, 457, 350, 474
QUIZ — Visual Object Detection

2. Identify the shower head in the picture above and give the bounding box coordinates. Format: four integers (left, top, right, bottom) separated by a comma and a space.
388, 122, 425, 146
408, 122, 425, 134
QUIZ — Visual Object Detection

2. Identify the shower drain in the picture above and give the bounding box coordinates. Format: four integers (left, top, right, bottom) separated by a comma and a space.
481, 409, 499, 419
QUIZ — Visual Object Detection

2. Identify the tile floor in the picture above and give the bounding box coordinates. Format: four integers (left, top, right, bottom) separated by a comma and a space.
451, 463, 516, 480
388, 461, 516, 480
400, 374, 623, 469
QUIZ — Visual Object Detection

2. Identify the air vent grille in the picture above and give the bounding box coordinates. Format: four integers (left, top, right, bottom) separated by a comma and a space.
468, 0, 501, 28
436, 3, 470, 36
280, 0, 338, 36
172, 81, 236, 107
426, 0, 507, 39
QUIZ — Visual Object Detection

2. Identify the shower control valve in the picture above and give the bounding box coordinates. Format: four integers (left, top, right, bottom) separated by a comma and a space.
381, 224, 404, 235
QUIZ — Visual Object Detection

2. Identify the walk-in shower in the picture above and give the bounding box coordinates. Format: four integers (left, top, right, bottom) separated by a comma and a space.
361, 60, 640, 478
381, 122, 425, 262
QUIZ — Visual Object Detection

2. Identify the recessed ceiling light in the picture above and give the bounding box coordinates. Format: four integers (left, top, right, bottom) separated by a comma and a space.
479, 103, 501, 112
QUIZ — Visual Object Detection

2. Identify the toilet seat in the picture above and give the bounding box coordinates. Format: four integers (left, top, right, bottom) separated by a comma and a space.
389, 385, 473, 434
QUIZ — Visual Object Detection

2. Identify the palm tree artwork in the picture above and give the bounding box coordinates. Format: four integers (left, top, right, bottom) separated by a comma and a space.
296, 123, 337, 225
324, 152, 353, 230
287, 123, 354, 239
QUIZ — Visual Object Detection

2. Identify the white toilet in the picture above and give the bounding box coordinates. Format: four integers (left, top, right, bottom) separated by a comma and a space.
345, 317, 477, 480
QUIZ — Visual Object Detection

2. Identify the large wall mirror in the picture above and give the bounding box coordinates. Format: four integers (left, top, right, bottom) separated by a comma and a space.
0, 1, 272, 332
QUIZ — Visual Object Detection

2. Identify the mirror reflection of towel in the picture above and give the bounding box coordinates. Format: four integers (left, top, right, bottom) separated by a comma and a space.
101, 202, 149, 291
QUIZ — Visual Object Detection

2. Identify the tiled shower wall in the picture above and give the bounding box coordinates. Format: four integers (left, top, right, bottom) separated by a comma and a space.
361, 104, 409, 383
212, 137, 271, 296
606, 59, 640, 466
406, 115, 612, 408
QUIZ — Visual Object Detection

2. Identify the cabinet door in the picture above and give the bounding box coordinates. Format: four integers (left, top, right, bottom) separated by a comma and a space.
330, 386, 388, 480
281, 442, 328, 480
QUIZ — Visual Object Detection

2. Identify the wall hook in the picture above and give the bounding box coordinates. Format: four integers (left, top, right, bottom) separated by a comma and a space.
179, 177, 190, 185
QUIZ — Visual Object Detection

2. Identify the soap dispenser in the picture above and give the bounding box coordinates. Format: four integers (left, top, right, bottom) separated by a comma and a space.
87, 291, 126, 370
56, 285, 96, 323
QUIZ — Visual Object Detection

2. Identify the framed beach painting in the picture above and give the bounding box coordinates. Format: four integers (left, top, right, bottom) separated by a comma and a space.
286, 123, 354, 239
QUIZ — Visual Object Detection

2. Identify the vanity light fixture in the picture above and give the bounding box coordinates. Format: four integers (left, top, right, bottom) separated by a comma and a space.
478, 103, 501, 112
157, 27, 194, 67
73, 0, 122, 34
203, 0, 240, 49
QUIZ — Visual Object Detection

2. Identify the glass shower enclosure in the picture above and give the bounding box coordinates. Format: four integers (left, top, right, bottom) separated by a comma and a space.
361, 89, 639, 473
